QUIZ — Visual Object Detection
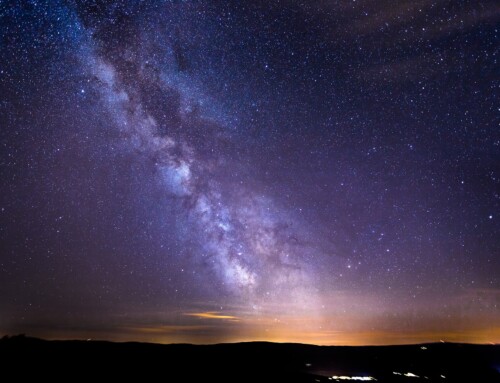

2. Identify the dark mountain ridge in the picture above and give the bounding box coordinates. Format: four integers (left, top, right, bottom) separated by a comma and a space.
1, 335, 499, 382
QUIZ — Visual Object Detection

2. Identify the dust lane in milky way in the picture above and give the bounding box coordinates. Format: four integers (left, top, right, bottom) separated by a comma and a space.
0, 1, 498, 344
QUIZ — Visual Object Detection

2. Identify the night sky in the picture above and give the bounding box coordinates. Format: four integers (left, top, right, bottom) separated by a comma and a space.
1, 1, 499, 345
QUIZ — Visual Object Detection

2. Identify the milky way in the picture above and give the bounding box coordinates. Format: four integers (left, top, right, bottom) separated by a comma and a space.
86, 41, 316, 305
0, 1, 498, 344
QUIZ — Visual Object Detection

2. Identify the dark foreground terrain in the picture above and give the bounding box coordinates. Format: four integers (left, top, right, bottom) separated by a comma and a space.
1, 335, 499, 382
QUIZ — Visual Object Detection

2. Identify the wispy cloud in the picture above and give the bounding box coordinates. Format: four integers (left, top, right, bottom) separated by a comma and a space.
184, 312, 240, 321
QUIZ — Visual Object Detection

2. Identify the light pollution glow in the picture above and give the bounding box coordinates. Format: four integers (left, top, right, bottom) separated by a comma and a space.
6, 310, 500, 346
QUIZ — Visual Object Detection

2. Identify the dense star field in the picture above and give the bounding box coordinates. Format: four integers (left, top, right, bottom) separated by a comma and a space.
0, 1, 498, 345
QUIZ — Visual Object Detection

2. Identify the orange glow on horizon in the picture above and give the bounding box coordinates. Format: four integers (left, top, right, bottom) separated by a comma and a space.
6, 325, 499, 346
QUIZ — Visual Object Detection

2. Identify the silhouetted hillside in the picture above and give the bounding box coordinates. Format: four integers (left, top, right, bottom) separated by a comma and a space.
1, 335, 499, 382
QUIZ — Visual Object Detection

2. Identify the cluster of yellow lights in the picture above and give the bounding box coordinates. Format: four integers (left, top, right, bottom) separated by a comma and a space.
329, 377, 375, 381
393, 371, 447, 379
393, 372, 419, 378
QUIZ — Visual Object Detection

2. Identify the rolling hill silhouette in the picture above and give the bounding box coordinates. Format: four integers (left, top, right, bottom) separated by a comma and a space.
1, 335, 499, 382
